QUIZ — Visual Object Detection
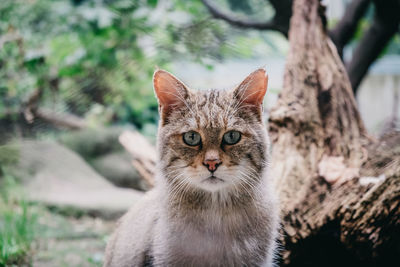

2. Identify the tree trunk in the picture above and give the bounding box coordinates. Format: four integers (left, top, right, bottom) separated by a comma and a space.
268, 0, 400, 265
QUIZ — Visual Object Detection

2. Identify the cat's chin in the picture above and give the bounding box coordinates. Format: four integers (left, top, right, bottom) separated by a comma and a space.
204, 175, 224, 183
193, 176, 230, 192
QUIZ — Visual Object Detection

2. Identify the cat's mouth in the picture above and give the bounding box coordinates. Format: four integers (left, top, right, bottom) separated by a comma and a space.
203, 175, 224, 183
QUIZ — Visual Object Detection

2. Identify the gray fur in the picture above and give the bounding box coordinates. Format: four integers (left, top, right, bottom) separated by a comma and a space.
104, 69, 280, 267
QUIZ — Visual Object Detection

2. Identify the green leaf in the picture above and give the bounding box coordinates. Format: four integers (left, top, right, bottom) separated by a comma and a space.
147, 0, 158, 8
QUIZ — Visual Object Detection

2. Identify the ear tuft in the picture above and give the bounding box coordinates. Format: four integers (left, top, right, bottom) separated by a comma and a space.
234, 68, 268, 106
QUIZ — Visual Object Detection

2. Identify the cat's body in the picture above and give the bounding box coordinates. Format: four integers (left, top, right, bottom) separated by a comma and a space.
104, 69, 280, 267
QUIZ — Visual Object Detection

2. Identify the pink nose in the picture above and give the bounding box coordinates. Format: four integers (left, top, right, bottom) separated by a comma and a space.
203, 159, 222, 172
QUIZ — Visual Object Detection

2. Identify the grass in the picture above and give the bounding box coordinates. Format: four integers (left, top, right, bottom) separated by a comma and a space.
0, 174, 38, 266
0, 171, 109, 267
0, 144, 111, 266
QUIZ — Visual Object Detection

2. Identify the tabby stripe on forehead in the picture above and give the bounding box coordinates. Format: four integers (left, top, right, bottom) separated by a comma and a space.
215, 92, 225, 110
209, 90, 216, 103
205, 91, 210, 103
206, 91, 215, 128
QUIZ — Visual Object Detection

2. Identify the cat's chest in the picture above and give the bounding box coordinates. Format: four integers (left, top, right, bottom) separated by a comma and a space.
160, 219, 265, 266
172, 224, 258, 253
152, 202, 271, 266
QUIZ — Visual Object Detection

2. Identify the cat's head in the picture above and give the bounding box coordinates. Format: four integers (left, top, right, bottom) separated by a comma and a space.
154, 68, 269, 193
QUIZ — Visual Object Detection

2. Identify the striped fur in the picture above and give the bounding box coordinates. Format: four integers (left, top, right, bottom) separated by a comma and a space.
104, 69, 280, 267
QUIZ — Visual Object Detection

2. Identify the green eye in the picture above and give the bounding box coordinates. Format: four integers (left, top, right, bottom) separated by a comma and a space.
183, 131, 201, 146
223, 130, 241, 145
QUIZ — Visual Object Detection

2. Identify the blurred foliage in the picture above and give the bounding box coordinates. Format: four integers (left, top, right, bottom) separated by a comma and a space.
223, 0, 274, 20
0, 145, 19, 167
0, 0, 283, 133
0, 174, 38, 266
1, 0, 167, 129
0, 144, 19, 177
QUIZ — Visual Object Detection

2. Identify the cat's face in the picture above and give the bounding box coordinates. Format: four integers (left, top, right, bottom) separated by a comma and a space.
154, 69, 269, 193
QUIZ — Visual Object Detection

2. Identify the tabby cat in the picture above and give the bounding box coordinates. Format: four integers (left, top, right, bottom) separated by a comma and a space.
104, 68, 280, 267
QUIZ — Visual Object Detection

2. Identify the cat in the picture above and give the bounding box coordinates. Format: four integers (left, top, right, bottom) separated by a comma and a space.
104, 68, 280, 267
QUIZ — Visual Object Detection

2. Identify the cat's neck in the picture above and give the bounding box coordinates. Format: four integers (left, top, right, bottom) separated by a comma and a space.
159, 183, 265, 236
164, 181, 263, 215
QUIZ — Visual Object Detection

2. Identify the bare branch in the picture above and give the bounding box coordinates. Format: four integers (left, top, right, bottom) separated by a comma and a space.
200, 0, 286, 35
21, 87, 87, 130
346, 0, 400, 93
268, 0, 292, 36
329, 0, 371, 57
34, 108, 87, 130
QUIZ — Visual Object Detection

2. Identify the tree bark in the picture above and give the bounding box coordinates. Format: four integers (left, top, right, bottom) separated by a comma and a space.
269, 0, 368, 211
268, 0, 400, 265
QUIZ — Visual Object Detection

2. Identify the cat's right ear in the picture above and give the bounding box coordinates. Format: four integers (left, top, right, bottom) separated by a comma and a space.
153, 69, 190, 122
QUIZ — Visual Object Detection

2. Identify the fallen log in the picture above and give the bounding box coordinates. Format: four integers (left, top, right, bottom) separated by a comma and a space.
119, 130, 156, 188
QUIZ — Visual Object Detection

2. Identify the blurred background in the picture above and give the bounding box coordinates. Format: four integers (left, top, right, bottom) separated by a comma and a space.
0, 0, 399, 266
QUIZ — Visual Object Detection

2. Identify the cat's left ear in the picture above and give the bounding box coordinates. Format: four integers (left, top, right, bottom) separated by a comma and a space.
153, 69, 191, 122
233, 68, 268, 106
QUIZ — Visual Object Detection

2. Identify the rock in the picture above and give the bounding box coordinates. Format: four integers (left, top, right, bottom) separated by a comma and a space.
58, 126, 147, 190
11, 140, 143, 219
91, 152, 147, 191
58, 126, 132, 160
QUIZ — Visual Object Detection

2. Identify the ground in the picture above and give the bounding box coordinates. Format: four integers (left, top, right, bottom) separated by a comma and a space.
32, 209, 116, 267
